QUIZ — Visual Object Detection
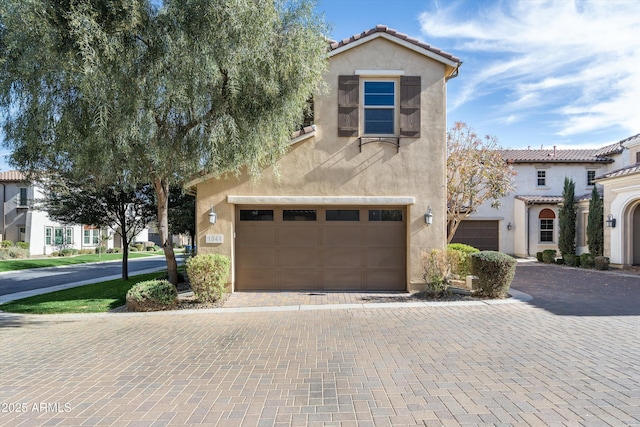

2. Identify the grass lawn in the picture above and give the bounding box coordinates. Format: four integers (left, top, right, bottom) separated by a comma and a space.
0, 251, 162, 272
0, 272, 166, 314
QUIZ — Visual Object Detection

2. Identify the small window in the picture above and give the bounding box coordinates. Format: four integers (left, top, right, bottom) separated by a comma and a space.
19, 187, 28, 207
239, 210, 274, 221
636, 152, 640, 163
45, 227, 52, 245
283, 210, 316, 221
364, 81, 395, 134
537, 170, 546, 186
369, 209, 403, 222
539, 208, 555, 242
65, 228, 73, 245
326, 210, 360, 221
587, 170, 596, 186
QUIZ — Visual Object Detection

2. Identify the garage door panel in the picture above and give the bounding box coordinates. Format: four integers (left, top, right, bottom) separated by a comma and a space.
366, 248, 405, 268
278, 227, 319, 247
365, 270, 406, 290
323, 269, 363, 289
322, 247, 362, 268
278, 269, 319, 289
323, 227, 362, 247
236, 248, 275, 268
236, 227, 275, 247
365, 227, 405, 247
236, 269, 277, 290
279, 248, 319, 268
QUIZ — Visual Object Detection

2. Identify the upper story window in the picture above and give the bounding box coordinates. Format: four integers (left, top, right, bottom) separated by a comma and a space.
363, 81, 395, 135
338, 75, 421, 138
587, 170, 596, 186
19, 187, 28, 207
537, 170, 546, 186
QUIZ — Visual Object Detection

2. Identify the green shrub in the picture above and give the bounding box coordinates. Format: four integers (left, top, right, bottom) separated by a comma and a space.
78, 249, 94, 255
563, 254, 578, 267
129, 246, 139, 252
16, 241, 29, 250
50, 251, 59, 257
542, 249, 556, 263
555, 257, 565, 265
186, 254, 231, 302
594, 256, 609, 270
0, 247, 29, 260
112, 247, 121, 253
470, 251, 517, 298
580, 253, 595, 268
126, 279, 177, 311
146, 246, 157, 251
1, 240, 14, 247
446, 243, 479, 277
536, 252, 544, 262
422, 249, 451, 296
133, 243, 145, 252
60, 248, 78, 257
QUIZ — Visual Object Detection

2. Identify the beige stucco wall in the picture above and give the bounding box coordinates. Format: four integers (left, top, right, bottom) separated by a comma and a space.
601, 173, 640, 266
193, 37, 451, 291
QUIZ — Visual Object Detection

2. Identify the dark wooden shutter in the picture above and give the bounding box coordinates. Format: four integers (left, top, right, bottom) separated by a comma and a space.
400, 76, 421, 137
338, 75, 359, 137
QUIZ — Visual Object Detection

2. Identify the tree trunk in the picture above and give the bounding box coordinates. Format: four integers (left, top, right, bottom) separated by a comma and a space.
121, 232, 129, 280
154, 177, 179, 285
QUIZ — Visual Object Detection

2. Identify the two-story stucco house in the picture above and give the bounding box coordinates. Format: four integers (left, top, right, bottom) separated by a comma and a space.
187, 26, 462, 292
0, 170, 148, 256
452, 133, 640, 267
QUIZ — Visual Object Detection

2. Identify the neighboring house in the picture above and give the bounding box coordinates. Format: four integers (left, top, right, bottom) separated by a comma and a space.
187, 25, 462, 292
452, 133, 640, 267
0, 170, 149, 255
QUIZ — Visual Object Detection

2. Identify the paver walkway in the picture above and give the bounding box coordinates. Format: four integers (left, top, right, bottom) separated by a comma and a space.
1, 263, 639, 426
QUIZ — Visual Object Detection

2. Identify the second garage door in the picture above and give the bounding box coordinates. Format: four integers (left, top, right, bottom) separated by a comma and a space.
235, 206, 406, 291
450, 220, 499, 251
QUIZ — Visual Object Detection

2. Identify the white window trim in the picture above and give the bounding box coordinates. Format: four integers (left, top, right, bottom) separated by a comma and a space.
361, 78, 398, 137
536, 168, 548, 188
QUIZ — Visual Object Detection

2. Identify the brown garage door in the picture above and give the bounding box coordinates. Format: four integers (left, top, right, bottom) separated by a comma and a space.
235, 206, 406, 291
450, 220, 499, 251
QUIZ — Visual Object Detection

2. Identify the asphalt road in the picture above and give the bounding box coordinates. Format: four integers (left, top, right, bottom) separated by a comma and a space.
0, 255, 184, 302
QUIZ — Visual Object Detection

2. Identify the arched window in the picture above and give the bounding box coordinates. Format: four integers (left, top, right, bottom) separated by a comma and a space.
539, 209, 555, 242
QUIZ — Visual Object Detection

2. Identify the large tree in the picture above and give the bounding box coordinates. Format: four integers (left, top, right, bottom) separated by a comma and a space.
558, 177, 577, 257
587, 185, 604, 256
39, 175, 156, 280
0, 0, 328, 284
446, 122, 516, 242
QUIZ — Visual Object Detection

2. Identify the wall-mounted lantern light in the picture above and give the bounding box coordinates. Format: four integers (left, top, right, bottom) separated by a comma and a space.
208, 206, 217, 225
606, 214, 616, 228
507, 222, 513, 230
424, 206, 433, 226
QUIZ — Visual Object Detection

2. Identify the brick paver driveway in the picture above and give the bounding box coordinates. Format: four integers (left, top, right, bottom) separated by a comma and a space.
1, 263, 640, 426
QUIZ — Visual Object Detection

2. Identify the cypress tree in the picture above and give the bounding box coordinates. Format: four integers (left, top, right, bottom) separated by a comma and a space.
558, 177, 577, 257
587, 185, 604, 256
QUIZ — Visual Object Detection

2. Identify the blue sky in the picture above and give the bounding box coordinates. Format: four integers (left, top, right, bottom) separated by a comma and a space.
317, 0, 640, 150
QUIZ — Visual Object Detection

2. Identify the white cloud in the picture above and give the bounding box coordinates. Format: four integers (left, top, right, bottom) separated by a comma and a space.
419, 0, 640, 137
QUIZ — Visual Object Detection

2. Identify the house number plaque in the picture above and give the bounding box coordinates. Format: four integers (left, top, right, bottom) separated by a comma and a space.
205, 234, 224, 244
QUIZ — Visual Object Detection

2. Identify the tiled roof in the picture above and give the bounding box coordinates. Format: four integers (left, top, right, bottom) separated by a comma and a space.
515, 195, 563, 204
576, 186, 603, 202
0, 170, 27, 182
595, 163, 640, 181
500, 149, 613, 163
328, 25, 462, 66
594, 141, 624, 157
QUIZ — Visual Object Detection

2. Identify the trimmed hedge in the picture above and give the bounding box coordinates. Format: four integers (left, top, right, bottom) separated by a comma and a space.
446, 243, 479, 277
470, 251, 517, 298
542, 249, 556, 264
126, 279, 177, 311
186, 254, 231, 302
16, 241, 29, 250
563, 254, 578, 267
1, 240, 14, 248
536, 252, 544, 263
580, 253, 595, 268
594, 256, 609, 270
